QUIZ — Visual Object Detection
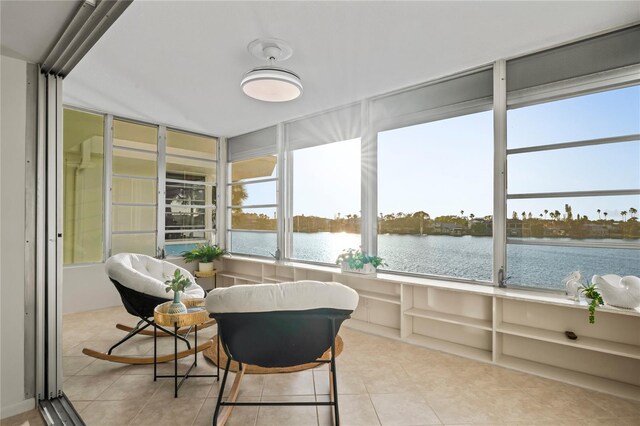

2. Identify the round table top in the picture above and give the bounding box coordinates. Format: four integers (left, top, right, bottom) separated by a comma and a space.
154, 298, 209, 327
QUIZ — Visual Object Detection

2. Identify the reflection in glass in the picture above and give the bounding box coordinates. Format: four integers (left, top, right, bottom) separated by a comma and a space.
229, 181, 276, 207
166, 130, 217, 158
113, 177, 156, 205
167, 156, 216, 182
113, 148, 157, 178
112, 233, 156, 257
63, 109, 104, 264
113, 119, 157, 151
230, 156, 277, 183
165, 206, 215, 232
112, 206, 156, 232
165, 230, 215, 256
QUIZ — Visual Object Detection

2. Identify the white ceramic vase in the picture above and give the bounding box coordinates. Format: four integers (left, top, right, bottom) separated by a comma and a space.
198, 262, 214, 272
592, 274, 640, 309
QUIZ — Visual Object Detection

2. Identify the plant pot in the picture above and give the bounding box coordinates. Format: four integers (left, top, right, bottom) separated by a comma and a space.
198, 262, 214, 272
167, 292, 187, 314
341, 263, 376, 275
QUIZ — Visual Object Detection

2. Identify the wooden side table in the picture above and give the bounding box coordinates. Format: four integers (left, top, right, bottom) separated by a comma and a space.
194, 270, 217, 291
153, 298, 219, 397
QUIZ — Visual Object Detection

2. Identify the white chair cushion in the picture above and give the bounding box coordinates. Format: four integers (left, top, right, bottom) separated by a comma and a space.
205, 280, 359, 314
105, 253, 204, 299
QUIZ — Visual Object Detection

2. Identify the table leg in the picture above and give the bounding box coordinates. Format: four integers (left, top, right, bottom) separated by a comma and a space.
174, 323, 178, 398
153, 323, 157, 381
195, 324, 198, 367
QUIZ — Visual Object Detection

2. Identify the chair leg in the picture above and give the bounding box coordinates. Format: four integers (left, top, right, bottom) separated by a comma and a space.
107, 319, 150, 354
330, 319, 340, 426
213, 357, 232, 425
214, 362, 245, 426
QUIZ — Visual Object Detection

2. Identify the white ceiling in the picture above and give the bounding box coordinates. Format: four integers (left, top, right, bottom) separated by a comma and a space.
0, 0, 81, 62
62, 1, 640, 138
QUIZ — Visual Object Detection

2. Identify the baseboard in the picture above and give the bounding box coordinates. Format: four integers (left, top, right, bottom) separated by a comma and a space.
1, 397, 36, 420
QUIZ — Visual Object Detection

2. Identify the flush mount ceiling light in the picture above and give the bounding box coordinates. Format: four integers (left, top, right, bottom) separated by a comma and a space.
241, 38, 303, 102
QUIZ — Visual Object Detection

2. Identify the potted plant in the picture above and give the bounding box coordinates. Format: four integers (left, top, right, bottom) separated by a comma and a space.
165, 269, 192, 314
580, 282, 604, 324
181, 243, 228, 273
336, 248, 386, 275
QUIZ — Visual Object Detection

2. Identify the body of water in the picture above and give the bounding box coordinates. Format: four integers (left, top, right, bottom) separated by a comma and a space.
225, 231, 640, 290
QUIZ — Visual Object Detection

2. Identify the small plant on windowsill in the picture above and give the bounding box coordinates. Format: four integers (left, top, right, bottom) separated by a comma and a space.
580, 282, 604, 324
336, 248, 387, 275
181, 243, 228, 273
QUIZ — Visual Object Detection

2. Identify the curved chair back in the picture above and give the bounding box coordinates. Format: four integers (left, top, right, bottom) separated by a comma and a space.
206, 281, 359, 368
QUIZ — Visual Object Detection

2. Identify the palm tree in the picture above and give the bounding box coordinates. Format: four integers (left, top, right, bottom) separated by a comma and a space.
469, 213, 475, 220
597, 209, 601, 219
521, 211, 526, 220
621, 210, 628, 222
554, 210, 561, 221
630, 207, 638, 219
544, 209, 548, 219
604, 211, 608, 220
460, 210, 464, 218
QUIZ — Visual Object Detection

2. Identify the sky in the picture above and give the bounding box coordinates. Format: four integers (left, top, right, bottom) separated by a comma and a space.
244, 85, 640, 221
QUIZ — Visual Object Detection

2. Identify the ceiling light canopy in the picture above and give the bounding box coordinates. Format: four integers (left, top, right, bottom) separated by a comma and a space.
241, 38, 303, 102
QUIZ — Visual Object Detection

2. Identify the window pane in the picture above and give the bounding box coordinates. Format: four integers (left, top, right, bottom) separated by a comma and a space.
113, 147, 157, 178
166, 129, 217, 159
291, 139, 360, 263
508, 141, 640, 194
165, 206, 215, 231
165, 231, 214, 256
229, 231, 277, 257
378, 112, 493, 281
230, 207, 276, 231
113, 177, 156, 204
507, 244, 640, 289
507, 195, 640, 237
166, 182, 214, 207
112, 206, 156, 232
508, 85, 640, 149
113, 119, 157, 151
63, 109, 104, 264
112, 233, 156, 256
167, 155, 216, 182
230, 181, 276, 207
230, 156, 277, 183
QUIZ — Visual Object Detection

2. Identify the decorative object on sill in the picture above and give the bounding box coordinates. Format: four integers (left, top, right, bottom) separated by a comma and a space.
165, 269, 193, 314
241, 38, 302, 102
580, 282, 604, 324
203, 334, 344, 374
565, 331, 578, 340
562, 271, 583, 301
336, 248, 386, 275
181, 243, 227, 273
592, 274, 640, 310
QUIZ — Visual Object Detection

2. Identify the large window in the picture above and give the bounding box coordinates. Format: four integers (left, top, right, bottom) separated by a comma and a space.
227, 155, 278, 257
63, 109, 104, 264
378, 112, 493, 280
291, 138, 361, 263
164, 130, 217, 256
506, 85, 640, 289
111, 119, 158, 256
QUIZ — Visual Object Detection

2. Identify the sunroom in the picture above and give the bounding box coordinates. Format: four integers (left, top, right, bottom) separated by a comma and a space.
1, 1, 639, 425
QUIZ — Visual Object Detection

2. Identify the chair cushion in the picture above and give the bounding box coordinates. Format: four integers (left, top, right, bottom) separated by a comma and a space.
205, 280, 359, 314
105, 253, 204, 300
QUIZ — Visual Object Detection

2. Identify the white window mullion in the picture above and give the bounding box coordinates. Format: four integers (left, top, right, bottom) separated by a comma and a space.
104, 114, 113, 259
493, 59, 508, 287
157, 125, 166, 257
361, 99, 377, 256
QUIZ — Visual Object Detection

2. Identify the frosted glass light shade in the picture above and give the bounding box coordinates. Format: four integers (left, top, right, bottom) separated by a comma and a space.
241, 67, 302, 102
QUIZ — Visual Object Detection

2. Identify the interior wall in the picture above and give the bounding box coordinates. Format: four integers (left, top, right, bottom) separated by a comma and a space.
0, 54, 34, 418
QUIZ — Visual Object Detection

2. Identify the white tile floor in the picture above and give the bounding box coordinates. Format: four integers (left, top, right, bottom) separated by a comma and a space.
39, 306, 640, 425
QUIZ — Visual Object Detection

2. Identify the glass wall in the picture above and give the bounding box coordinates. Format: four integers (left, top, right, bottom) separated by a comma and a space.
111, 119, 158, 256
63, 109, 104, 264
227, 155, 278, 257
164, 130, 217, 256
378, 112, 493, 280
291, 138, 361, 263
506, 85, 640, 288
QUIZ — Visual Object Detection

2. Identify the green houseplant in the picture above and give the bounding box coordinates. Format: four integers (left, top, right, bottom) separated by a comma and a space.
336, 248, 386, 274
165, 269, 193, 314
580, 282, 604, 324
181, 243, 228, 273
